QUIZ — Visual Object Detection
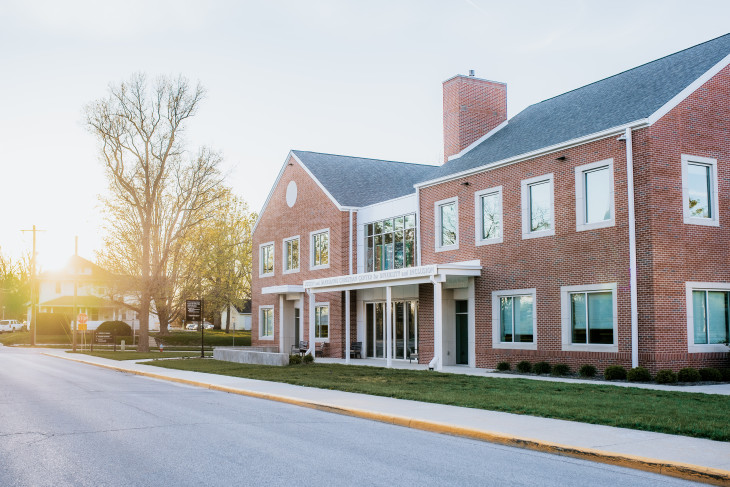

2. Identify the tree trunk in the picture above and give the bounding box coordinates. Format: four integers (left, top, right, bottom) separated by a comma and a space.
225, 303, 231, 334
138, 223, 151, 352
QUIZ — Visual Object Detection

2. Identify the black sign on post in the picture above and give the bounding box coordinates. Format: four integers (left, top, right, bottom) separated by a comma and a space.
186, 299, 202, 322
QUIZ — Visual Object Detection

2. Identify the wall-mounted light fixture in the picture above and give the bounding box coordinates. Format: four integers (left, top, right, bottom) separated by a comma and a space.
555, 155, 567, 162
460, 181, 470, 186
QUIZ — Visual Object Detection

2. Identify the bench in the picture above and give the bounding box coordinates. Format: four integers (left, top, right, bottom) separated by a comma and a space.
291, 340, 308, 356
314, 341, 326, 356
408, 348, 418, 364
350, 342, 362, 359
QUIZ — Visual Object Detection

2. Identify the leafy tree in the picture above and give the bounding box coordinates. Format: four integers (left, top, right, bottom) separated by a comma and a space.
0, 253, 31, 321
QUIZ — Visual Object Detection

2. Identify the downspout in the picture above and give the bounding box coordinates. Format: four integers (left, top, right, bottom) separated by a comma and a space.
624, 128, 639, 368
416, 188, 422, 266
349, 210, 353, 275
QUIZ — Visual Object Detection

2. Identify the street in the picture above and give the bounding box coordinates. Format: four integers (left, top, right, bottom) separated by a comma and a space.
0, 347, 701, 487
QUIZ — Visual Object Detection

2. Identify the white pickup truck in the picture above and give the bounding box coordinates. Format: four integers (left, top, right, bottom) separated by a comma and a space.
0, 320, 23, 332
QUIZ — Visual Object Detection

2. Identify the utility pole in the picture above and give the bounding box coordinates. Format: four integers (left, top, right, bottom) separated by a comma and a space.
72, 236, 78, 352
21, 225, 44, 346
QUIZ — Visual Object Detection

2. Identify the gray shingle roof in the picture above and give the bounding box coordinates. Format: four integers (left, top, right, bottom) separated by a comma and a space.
292, 150, 437, 207
425, 33, 730, 183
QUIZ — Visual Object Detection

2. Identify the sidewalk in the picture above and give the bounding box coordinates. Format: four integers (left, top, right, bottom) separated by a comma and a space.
44, 350, 730, 486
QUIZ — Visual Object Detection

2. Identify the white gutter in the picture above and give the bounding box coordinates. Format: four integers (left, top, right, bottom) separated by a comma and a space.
624, 128, 639, 368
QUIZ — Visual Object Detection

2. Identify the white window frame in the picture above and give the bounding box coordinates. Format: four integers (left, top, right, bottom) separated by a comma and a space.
314, 302, 330, 342
259, 242, 274, 277
521, 173, 555, 239
491, 288, 537, 350
575, 159, 615, 231
681, 154, 719, 227
475, 186, 503, 246
259, 305, 274, 340
560, 283, 618, 352
282, 235, 300, 274
310, 228, 330, 270
685, 281, 730, 353
435, 196, 459, 252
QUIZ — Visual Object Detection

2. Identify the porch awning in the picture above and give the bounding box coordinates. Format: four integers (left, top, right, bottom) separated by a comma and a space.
261, 285, 305, 295
302, 260, 481, 293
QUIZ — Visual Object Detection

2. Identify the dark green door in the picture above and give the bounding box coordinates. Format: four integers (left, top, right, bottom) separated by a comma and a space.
455, 300, 468, 365
294, 308, 300, 345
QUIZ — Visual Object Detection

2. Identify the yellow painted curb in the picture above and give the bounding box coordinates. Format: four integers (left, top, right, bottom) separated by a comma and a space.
45, 353, 730, 486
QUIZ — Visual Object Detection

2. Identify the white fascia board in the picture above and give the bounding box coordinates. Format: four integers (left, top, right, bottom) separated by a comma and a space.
647, 52, 730, 126
414, 120, 649, 190
447, 120, 508, 162
252, 151, 297, 235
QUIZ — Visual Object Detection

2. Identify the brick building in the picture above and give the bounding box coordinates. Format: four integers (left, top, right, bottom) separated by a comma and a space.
252, 34, 730, 372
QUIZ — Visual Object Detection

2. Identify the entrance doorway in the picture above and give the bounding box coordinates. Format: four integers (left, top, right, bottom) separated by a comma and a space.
365, 301, 417, 360
294, 308, 300, 345
455, 300, 468, 365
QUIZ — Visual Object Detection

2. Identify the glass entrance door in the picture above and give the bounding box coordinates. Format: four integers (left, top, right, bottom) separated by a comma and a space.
366, 300, 418, 360
455, 300, 468, 365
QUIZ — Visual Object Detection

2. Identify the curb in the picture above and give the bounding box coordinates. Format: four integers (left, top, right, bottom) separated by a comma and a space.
45, 353, 730, 486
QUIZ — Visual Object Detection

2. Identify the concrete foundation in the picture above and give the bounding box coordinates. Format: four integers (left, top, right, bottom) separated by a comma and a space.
214, 347, 288, 366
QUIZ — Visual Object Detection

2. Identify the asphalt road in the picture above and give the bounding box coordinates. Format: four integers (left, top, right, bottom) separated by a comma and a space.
0, 347, 701, 487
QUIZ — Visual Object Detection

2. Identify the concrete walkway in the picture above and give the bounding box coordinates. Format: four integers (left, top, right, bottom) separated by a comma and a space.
43, 350, 730, 486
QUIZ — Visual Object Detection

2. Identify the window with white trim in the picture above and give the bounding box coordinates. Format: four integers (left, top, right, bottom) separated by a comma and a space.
259, 306, 274, 339
283, 236, 299, 273
260, 243, 274, 276
491, 289, 536, 350
561, 283, 617, 352
475, 187, 503, 245
686, 282, 730, 353
315, 304, 329, 340
521, 174, 555, 239
310, 229, 329, 270
682, 155, 719, 226
575, 159, 614, 231
435, 197, 458, 251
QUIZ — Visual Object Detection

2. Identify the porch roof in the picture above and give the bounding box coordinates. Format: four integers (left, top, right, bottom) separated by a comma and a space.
302, 260, 481, 293
261, 284, 305, 295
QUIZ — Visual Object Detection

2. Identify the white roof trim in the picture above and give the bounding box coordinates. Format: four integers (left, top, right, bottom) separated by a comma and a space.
252, 151, 297, 235
447, 120, 508, 162
262, 284, 305, 294
415, 119, 649, 189
647, 52, 730, 125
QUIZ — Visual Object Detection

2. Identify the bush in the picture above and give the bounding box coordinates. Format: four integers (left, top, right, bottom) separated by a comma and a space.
302, 353, 314, 364
496, 361, 510, 371
677, 367, 701, 383
719, 368, 730, 382
604, 365, 627, 381
289, 354, 302, 365
627, 367, 652, 382
96, 321, 132, 336
578, 364, 597, 378
699, 368, 722, 382
655, 369, 678, 384
533, 361, 551, 375
516, 361, 532, 373
551, 364, 570, 376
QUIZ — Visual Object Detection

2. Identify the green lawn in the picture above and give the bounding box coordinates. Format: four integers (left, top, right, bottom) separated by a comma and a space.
70, 351, 212, 360
154, 330, 251, 347
144, 359, 730, 442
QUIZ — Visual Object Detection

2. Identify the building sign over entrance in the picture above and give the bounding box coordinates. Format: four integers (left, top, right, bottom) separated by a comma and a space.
304, 265, 437, 290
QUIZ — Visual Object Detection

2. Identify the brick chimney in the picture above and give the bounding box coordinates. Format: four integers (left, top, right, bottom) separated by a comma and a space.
443, 71, 507, 162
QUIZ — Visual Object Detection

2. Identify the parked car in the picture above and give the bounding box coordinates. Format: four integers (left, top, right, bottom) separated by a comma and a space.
203, 322, 214, 329
185, 323, 198, 331
0, 320, 22, 333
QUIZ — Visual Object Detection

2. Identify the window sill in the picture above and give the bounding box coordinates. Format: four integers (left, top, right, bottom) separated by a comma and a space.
310, 264, 330, 271
476, 237, 503, 246
683, 217, 720, 227
522, 229, 555, 240
688, 344, 728, 353
282, 268, 300, 275
259, 272, 274, 278
491, 341, 537, 350
562, 343, 617, 353
576, 219, 615, 232
259, 336, 274, 341
435, 244, 459, 252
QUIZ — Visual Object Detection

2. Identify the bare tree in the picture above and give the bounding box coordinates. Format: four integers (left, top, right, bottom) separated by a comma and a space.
86, 74, 223, 350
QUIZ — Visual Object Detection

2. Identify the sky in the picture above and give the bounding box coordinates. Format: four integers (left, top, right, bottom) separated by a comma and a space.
1, 0, 729, 271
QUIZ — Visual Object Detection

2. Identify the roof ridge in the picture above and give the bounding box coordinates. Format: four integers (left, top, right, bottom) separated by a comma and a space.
528, 32, 730, 108
292, 149, 436, 168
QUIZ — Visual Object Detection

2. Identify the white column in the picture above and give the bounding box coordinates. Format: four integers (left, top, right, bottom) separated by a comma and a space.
278, 294, 285, 354
468, 277, 476, 368
625, 127, 640, 369
386, 286, 392, 368
309, 291, 316, 358
345, 291, 351, 365
433, 278, 443, 371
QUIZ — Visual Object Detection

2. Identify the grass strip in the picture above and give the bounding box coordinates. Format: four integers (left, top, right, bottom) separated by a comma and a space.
145, 359, 730, 442
69, 351, 212, 360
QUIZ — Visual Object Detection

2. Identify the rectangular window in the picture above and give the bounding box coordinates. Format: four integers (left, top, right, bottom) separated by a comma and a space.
521, 174, 554, 239
435, 197, 458, 251
561, 283, 617, 351
365, 214, 417, 272
311, 230, 329, 269
492, 289, 537, 350
688, 286, 729, 349
475, 187, 503, 245
682, 155, 719, 226
283, 236, 299, 273
260, 307, 274, 338
575, 159, 614, 231
260, 243, 274, 276
315, 304, 329, 339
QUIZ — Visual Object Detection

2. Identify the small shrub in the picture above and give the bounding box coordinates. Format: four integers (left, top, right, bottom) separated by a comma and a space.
302, 353, 314, 364
516, 361, 532, 373
677, 367, 701, 383
655, 369, 678, 384
533, 361, 551, 375
603, 365, 627, 381
719, 368, 730, 382
578, 364, 597, 378
289, 354, 302, 365
699, 368, 722, 382
627, 367, 651, 382
496, 361, 511, 372
551, 364, 570, 376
